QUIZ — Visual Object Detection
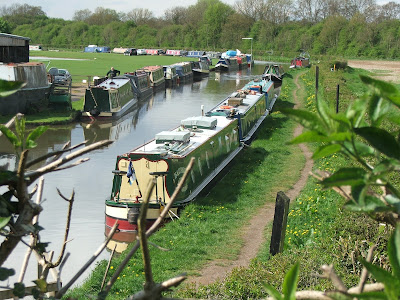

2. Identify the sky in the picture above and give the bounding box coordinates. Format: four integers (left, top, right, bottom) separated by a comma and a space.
2, 0, 398, 20
3, 0, 237, 20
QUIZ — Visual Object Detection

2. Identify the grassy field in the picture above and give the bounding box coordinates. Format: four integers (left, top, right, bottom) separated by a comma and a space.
30, 51, 198, 83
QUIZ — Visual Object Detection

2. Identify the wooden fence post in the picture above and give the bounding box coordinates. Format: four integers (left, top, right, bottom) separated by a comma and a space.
270, 191, 290, 256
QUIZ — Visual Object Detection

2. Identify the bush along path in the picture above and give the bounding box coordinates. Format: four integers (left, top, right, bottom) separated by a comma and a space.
186, 70, 313, 287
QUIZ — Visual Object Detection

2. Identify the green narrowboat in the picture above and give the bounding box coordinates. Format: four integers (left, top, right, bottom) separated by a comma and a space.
105, 78, 276, 243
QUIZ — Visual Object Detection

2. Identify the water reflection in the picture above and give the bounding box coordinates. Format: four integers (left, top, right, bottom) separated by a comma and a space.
0, 65, 267, 285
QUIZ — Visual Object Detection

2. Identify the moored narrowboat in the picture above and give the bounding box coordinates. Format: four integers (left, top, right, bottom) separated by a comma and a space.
172, 62, 193, 83
163, 65, 179, 87
82, 76, 136, 120
215, 57, 239, 72
124, 70, 152, 99
105, 77, 276, 241
136, 65, 166, 91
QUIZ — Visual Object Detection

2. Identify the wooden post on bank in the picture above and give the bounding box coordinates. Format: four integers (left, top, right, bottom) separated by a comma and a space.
270, 191, 290, 256
336, 84, 340, 113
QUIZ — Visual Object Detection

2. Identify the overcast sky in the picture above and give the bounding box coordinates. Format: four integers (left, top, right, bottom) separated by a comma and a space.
3, 0, 236, 20
3, 0, 398, 20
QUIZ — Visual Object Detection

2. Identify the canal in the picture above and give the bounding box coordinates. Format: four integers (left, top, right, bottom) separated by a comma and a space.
0, 64, 269, 289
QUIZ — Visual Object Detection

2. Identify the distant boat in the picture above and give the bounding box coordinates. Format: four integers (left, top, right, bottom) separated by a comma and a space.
124, 70, 153, 99
215, 57, 239, 72
290, 52, 310, 68
136, 65, 166, 91
172, 62, 193, 83
163, 65, 179, 87
262, 64, 285, 87
81, 76, 137, 120
105, 75, 277, 242
192, 60, 210, 80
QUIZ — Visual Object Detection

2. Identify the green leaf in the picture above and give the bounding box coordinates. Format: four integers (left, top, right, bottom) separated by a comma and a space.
346, 98, 368, 127
329, 112, 352, 128
0, 79, 25, 97
312, 144, 342, 159
354, 127, 400, 160
282, 262, 299, 300
33, 279, 47, 292
0, 170, 18, 186
0, 216, 11, 230
25, 126, 47, 149
368, 94, 390, 127
321, 168, 366, 187
0, 125, 19, 147
360, 75, 399, 95
13, 282, 25, 298
32, 288, 40, 299
280, 108, 326, 133
360, 258, 400, 296
388, 226, 400, 280
316, 93, 332, 129
0, 267, 15, 281
385, 195, 400, 214
342, 141, 375, 157
263, 283, 283, 300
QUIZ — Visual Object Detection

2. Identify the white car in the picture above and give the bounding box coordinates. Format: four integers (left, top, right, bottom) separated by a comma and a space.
137, 49, 147, 55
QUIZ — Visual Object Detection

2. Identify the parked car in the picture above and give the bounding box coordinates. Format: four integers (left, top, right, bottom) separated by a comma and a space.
49, 68, 72, 85
124, 48, 137, 56
157, 49, 165, 55
137, 49, 147, 55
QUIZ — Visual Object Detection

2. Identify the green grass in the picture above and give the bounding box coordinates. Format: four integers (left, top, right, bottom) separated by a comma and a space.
172, 64, 391, 299
30, 51, 197, 83
66, 69, 305, 299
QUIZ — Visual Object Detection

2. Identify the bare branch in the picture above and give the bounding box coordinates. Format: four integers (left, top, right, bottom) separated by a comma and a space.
356, 244, 377, 293
55, 222, 119, 298
51, 158, 90, 172
103, 157, 195, 296
17, 176, 44, 282
101, 244, 117, 291
27, 140, 112, 183
25, 141, 87, 168
319, 265, 347, 292
50, 189, 75, 267
139, 179, 156, 290
148, 241, 170, 251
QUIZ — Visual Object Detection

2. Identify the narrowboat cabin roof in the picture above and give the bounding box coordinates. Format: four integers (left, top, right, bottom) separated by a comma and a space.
129, 115, 235, 157
95, 76, 131, 89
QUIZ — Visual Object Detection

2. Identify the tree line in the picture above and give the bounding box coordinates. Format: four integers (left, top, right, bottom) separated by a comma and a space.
1, 0, 400, 58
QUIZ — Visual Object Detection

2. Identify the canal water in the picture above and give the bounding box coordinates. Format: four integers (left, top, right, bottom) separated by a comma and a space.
0, 64, 268, 288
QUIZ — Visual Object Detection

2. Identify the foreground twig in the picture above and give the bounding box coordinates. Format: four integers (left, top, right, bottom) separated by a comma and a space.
103, 157, 195, 296
55, 222, 119, 298
28, 140, 112, 183
17, 176, 44, 282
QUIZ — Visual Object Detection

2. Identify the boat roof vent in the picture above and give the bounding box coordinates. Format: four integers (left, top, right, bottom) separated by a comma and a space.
181, 116, 217, 129
155, 131, 190, 144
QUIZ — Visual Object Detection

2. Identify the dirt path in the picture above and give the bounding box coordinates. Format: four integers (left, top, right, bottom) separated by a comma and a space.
187, 73, 313, 286
347, 60, 400, 83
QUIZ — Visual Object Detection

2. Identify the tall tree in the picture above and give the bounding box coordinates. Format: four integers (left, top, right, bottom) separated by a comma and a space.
164, 6, 188, 25
0, 4, 46, 26
265, 0, 293, 24
123, 8, 154, 26
86, 7, 120, 25
72, 9, 92, 22
234, 0, 265, 21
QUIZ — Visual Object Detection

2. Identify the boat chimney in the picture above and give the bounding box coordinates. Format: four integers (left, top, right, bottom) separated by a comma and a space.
201, 105, 204, 116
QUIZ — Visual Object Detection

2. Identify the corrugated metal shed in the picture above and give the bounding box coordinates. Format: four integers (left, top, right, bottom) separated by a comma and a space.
0, 33, 30, 63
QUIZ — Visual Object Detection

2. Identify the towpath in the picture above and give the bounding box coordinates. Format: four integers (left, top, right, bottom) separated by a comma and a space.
187, 72, 313, 286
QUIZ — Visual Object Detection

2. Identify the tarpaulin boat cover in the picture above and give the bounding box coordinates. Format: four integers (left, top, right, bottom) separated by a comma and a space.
181, 116, 217, 129
155, 131, 190, 143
